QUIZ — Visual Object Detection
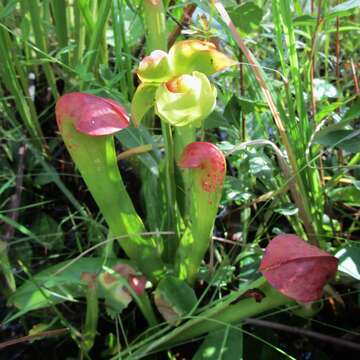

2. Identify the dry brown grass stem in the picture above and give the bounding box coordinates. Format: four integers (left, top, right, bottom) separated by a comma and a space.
214, 0, 318, 245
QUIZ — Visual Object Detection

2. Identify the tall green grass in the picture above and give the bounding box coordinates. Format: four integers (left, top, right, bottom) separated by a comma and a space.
1, 0, 359, 358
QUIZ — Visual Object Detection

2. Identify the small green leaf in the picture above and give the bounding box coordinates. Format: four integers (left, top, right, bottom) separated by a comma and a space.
327, 185, 360, 206
224, 96, 241, 125
131, 83, 158, 126
154, 276, 197, 325
7, 258, 125, 313
293, 15, 317, 26
336, 245, 360, 280
0, 241, 16, 292
342, 97, 360, 124
327, 0, 360, 20
227, 2, 263, 35
274, 203, 299, 216
224, 96, 268, 125
28, 323, 51, 336
238, 251, 262, 287
204, 110, 229, 129
32, 213, 64, 250
193, 327, 243, 360
74, 64, 95, 82
353, 179, 360, 190
116, 125, 160, 176
0, 0, 17, 19
314, 129, 360, 153
237, 97, 268, 114
314, 98, 360, 151
315, 101, 343, 123
249, 155, 272, 177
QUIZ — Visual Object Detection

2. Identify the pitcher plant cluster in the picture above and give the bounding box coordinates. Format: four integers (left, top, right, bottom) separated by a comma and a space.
8, 39, 339, 351
54, 38, 338, 330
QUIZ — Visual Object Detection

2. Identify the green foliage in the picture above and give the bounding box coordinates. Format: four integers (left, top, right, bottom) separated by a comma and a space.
0, 241, 16, 292
1, 0, 359, 358
32, 213, 64, 250
193, 327, 243, 360
7, 258, 120, 314
154, 276, 197, 325
336, 244, 360, 280
315, 129, 360, 152
227, 2, 263, 35
328, 0, 360, 19
314, 98, 360, 152
328, 185, 360, 206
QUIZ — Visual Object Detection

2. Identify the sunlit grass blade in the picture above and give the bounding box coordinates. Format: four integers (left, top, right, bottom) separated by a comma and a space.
111, 0, 135, 100
72, 1, 86, 68
81, 0, 112, 84
0, 26, 44, 150
51, 0, 69, 65
0, 241, 16, 292
27, 0, 59, 99
272, 0, 324, 240
214, 0, 320, 244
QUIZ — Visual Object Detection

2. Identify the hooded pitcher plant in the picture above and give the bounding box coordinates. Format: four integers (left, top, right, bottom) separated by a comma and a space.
175, 142, 226, 283
56, 92, 166, 282
131, 39, 236, 156
260, 234, 338, 302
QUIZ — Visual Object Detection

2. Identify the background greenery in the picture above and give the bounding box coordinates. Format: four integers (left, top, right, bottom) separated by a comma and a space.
1, 0, 360, 359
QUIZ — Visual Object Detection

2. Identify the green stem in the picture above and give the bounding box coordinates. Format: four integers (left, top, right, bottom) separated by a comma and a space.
135, 292, 158, 328
176, 179, 222, 284
143, 0, 179, 261
129, 277, 293, 355
0, 25, 44, 150
142, 0, 167, 52
111, 0, 135, 100
19, 1, 34, 74
51, 0, 69, 65
174, 125, 197, 221
0, 241, 16, 292
176, 282, 290, 342
112, 0, 128, 99
72, 1, 86, 67
78, 0, 96, 37
174, 126, 196, 163
162, 123, 180, 260
28, 0, 59, 99
99, 1, 109, 66
328, 152, 360, 188
81, 0, 112, 87
102, 231, 116, 261
83, 278, 99, 353
119, 1, 134, 98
